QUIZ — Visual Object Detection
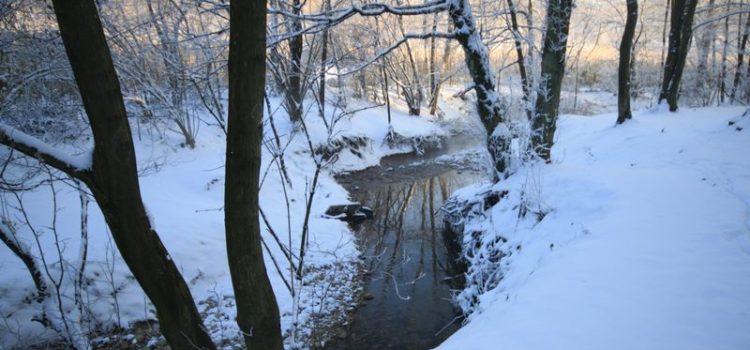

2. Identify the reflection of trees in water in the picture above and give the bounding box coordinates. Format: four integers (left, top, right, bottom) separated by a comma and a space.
327, 170, 484, 349
353, 172, 470, 296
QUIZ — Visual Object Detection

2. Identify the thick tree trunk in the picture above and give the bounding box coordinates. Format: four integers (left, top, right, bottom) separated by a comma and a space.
659, 0, 698, 111
618, 0, 638, 124
448, 0, 511, 178
532, 0, 574, 161
49, 2, 216, 349
227, 0, 283, 348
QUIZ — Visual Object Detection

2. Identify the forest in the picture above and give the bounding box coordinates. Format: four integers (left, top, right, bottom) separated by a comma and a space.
0, 0, 748, 349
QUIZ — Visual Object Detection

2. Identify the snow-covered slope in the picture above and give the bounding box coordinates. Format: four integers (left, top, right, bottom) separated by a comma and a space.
438, 107, 750, 350
0, 97, 445, 348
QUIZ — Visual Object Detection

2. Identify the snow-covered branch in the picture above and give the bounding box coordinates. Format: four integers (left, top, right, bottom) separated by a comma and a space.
267, 0, 449, 46
0, 124, 92, 179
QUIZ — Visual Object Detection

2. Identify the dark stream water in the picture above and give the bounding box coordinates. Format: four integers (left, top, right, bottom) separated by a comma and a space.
326, 127, 491, 349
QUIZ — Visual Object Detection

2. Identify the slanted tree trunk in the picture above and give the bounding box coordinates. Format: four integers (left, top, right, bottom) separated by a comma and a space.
659, 0, 699, 111
226, 0, 283, 348
0, 221, 48, 301
448, 0, 512, 178
618, 0, 638, 124
2, 1, 217, 349
532, 0, 574, 161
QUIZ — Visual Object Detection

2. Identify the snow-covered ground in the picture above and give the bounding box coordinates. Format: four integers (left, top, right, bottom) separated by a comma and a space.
438, 106, 750, 349
0, 96, 445, 348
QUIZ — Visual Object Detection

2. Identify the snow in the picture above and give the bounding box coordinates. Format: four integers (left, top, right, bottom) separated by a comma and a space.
0, 96, 445, 348
437, 107, 750, 350
320, 100, 446, 172
0, 123, 93, 171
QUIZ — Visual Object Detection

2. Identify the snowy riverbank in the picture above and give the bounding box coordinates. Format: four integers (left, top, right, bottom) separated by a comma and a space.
0, 96, 446, 349
438, 106, 750, 350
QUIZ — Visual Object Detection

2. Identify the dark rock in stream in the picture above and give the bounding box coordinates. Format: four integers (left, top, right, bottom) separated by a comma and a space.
324, 203, 374, 223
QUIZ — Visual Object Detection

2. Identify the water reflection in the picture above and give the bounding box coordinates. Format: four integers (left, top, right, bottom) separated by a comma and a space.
327, 168, 487, 350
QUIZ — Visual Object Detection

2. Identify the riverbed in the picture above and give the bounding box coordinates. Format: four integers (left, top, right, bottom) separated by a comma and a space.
326, 119, 492, 349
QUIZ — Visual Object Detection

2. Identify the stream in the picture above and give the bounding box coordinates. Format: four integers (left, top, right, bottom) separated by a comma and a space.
326, 120, 492, 349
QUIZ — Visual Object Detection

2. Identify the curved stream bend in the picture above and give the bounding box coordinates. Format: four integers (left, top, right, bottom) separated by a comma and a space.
327, 120, 492, 350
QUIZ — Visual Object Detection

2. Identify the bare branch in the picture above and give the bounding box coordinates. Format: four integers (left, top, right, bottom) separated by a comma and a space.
336, 32, 455, 76
0, 124, 92, 181
267, 0, 449, 46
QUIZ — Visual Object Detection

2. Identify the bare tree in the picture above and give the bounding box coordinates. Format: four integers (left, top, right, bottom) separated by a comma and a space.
0, 1, 215, 348
659, 0, 699, 111
730, 7, 750, 101
532, 0, 574, 161
226, 0, 283, 348
448, 0, 512, 177
695, 0, 717, 104
507, 0, 532, 120
618, 0, 638, 124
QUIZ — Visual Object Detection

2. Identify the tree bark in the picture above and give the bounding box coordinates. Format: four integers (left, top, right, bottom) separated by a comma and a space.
659, 0, 698, 111
227, 0, 283, 348
48, 1, 216, 349
618, 0, 638, 124
448, 0, 511, 178
532, 0, 574, 161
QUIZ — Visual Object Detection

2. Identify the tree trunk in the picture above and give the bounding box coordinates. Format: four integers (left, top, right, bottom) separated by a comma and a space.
49, 2, 216, 349
532, 0, 574, 161
227, 0, 283, 348
429, 13, 438, 100
618, 0, 638, 124
381, 64, 393, 126
730, 11, 750, 101
659, 0, 672, 86
448, 0, 511, 178
720, 5, 730, 103
318, 0, 331, 119
659, 0, 699, 111
507, 0, 531, 120
696, 0, 717, 102
287, 0, 304, 122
